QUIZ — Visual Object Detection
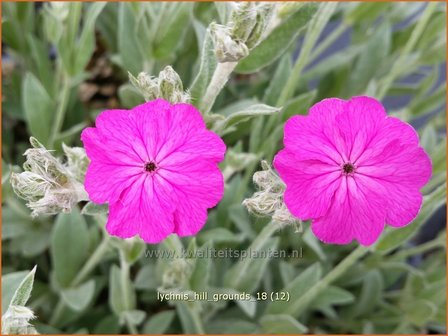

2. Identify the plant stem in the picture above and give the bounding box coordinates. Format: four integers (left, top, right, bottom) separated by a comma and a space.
229, 222, 278, 288
309, 22, 347, 61
125, 318, 138, 335
190, 306, 205, 335
389, 239, 444, 261
289, 245, 369, 316
377, 2, 437, 99
276, 3, 337, 107
119, 250, 132, 311
199, 62, 237, 115
72, 235, 111, 287
119, 250, 139, 334
50, 75, 71, 147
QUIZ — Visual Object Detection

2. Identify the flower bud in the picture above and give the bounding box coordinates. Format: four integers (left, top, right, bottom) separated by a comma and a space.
158, 66, 190, 104
1, 305, 38, 335
243, 161, 301, 229
43, 2, 70, 43
62, 144, 89, 183
129, 72, 159, 101
230, 2, 257, 42
129, 66, 190, 104
210, 23, 249, 63
10, 138, 88, 217
245, 3, 276, 49
160, 259, 192, 290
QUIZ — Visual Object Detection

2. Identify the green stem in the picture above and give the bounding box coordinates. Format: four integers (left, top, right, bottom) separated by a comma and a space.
190, 307, 205, 335
50, 75, 71, 147
72, 235, 111, 287
276, 3, 337, 107
119, 250, 138, 334
125, 318, 138, 335
199, 62, 237, 115
119, 250, 132, 311
49, 300, 65, 327
389, 239, 444, 261
377, 2, 437, 99
289, 245, 368, 316
309, 23, 347, 62
229, 222, 278, 288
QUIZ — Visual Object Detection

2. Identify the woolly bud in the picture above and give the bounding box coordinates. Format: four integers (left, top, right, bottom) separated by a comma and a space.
210, 23, 249, 63
46, 2, 70, 21
243, 161, 301, 229
230, 2, 257, 42
1, 305, 38, 335
129, 72, 160, 101
161, 259, 192, 290
62, 144, 89, 183
158, 66, 190, 104
43, 2, 70, 43
10, 138, 88, 217
245, 3, 277, 49
129, 67, 190, 104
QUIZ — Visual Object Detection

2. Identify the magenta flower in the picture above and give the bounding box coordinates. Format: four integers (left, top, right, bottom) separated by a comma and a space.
274, 96, 431, 246
81, 99, 226, 243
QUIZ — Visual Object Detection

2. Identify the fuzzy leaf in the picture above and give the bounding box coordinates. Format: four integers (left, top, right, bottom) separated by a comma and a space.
260, 314, 308, 334
51, 208, 89, 288
109, 264, 136, 315
265, 263, 322, 316
22, 73, 53, 146
9, 266, 37, 307
2, 271, 28, 312
61, 280, 95, 311
190, 27, 217, 104
143, 310, 175, 334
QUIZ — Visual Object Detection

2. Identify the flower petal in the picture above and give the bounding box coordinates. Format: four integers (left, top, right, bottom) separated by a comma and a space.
84, 161, 142, 204
336, 96, 387, 163
131, 100, 209, 162
274, 149, 341, 219
283, 98, 348, 165
82, 110, 148, 165
311, 175, 387, 246
106, 175, 176, 243
357, 145, 431, 227
157, 159, 224, 236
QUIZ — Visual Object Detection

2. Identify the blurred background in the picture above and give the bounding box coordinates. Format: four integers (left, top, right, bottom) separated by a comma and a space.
2, 2, 446, 334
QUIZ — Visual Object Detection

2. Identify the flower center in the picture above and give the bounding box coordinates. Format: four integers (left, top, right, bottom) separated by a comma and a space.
342, 162, 355, 175
144, 161, 157, 172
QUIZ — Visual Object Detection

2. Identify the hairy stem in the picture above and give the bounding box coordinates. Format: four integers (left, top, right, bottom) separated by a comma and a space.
228, 222, 278, 289
289, 245, 368, 316
72, 235, 111, 287
199, 62, 237, 115
389, 239, 445, 262
119, 250, 138, 334
50, 75, 71, 147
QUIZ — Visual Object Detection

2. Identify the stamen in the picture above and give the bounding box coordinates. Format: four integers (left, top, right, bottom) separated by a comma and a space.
144, 162, 157, 172
342, 162, 355, 175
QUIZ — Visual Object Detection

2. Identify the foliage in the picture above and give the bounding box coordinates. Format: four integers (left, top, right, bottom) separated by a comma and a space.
2, 2, 446, 334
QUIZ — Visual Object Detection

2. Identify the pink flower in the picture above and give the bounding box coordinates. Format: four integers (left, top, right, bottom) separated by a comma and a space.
81, 99, 226, 243
274, 96, 431, 246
